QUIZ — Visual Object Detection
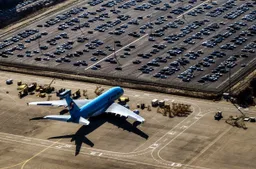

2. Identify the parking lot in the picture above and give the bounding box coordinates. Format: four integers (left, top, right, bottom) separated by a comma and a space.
0, 0, 256, 93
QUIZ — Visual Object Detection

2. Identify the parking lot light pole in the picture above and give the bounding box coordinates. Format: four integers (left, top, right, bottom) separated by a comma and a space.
78, 18, 85, 37
148, 14, 154, 41
88, 31, 93, 43
112, 37, 121, 66
37, 38, 43, 55
229, 68, 232, 95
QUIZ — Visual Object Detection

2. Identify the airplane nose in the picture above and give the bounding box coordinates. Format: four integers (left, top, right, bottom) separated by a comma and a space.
119, 87, 124, 95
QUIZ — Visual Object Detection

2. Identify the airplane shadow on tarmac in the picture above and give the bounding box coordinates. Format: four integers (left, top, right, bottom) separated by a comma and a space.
31, 113, 148, 156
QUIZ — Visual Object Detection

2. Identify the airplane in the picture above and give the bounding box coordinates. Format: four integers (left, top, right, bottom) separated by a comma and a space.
28, 86, 145, 126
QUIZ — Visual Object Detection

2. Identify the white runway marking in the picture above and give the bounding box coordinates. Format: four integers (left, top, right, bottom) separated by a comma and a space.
187, 126, 232, 165
168, 131, 176, 135
149, 143, 159, 149
0, 93, 214, 169
152, 111, 214, 169
180, 125, 188, 130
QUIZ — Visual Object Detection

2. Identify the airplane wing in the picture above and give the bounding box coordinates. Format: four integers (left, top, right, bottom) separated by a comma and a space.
105, 103, 145, 123
44, 115, 90, 125
28, 99, 91, 108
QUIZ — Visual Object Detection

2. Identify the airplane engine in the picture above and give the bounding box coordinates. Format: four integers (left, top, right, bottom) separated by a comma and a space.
133, 109, 140, 115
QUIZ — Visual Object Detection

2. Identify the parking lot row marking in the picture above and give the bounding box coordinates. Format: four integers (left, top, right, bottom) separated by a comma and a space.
177, 0, 211, 19
216, 56, 256, 89
0, 0, 86, 38
84, 33, 148, 70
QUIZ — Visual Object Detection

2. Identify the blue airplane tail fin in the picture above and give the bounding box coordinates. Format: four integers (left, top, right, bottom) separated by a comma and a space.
59, 90, 80, 120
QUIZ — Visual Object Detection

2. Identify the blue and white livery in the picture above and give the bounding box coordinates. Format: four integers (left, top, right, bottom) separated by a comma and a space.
28, 86, 145, 125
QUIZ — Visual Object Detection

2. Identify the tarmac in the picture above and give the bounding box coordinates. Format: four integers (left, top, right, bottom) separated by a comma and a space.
0, 71, 255, 169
